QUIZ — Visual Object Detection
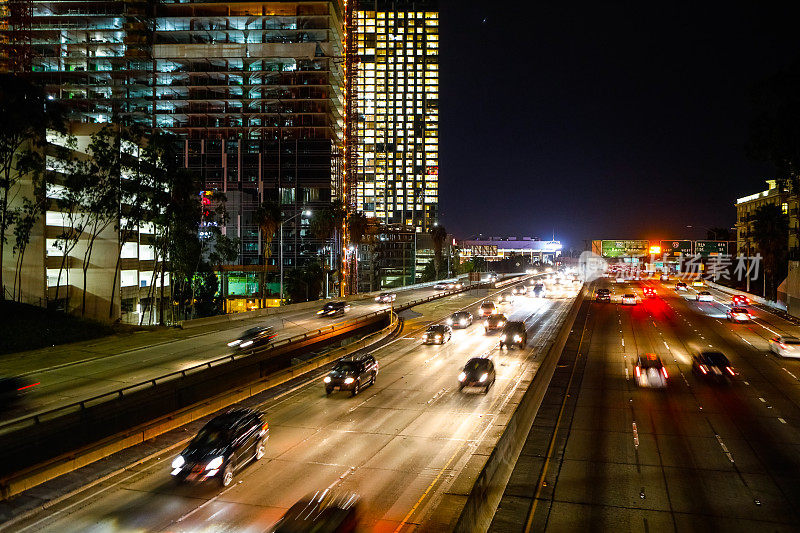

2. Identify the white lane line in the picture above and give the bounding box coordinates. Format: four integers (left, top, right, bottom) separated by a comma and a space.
632, 422, 639, 448
779, 418, 787, 424
783, 368, 799, 381
715, 434, 735, 463
663, 341, 670, 350
625, 367, 629, 381
759, 397, 766, 403
621, 339, 625, 347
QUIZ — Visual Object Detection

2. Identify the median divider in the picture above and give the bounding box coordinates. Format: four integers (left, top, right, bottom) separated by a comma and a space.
0, 312, 401, 501
449, 283, 588, 533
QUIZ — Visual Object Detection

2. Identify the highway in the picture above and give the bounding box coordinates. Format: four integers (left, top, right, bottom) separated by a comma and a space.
0, 282, 495, 421
8, 284, 575, 531
506, 277, 800, 532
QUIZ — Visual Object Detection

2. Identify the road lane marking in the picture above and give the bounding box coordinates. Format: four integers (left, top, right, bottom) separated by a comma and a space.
783, 368, 799, 381
779, 418, 787, 424
632, 422, 639, 448
715, 434, 735, 463
759, 397, 766, 403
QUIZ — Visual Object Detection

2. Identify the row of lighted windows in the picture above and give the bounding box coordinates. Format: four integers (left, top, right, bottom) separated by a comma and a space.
357, 11, 438, 19
46, 269, 169, 289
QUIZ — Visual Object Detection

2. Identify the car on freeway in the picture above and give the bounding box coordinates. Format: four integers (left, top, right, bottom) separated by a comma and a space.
447, 281, 464, 290
532, 282, 547, 298
499, 321, 527, 349
675, 282, 688, 291
324, 354, 379, 396
511, 285, 527, 295
227, 326, 276, 350
726, 307, 753, 322
634, 353, 668, 388
769, 336, 800, 358
375, 292, 396, 304
433, 282, 450, 290
696, 291, 713, 302
692, 351, 735, 382
488, 273, 498, 282
271, 491, 360, 533
615, 276, 626, 283
484, 313, 507, 333
732, 294, 750, 306
171, 409, 268, 487
642, 287, 656, 298
596, 288, 611, 302
458, 357, 496, 393
446, 311, 473, 329
660, 273, 669, 281
622, 293, 637, 305
692, 280, 705, 287
422, 324, 452, 345
479, 301, 497, 317
317, 301, 350, 317
0, 376, 36, 411
497, 292, 514, 304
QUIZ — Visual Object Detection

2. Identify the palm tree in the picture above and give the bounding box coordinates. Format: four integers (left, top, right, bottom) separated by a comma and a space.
310, 200, 346, 297
752, 203, 788, 299
430, 224, 448, 280
255, 201, 281, 305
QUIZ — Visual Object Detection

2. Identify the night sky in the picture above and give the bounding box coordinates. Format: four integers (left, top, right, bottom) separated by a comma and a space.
437, 3, 800, 250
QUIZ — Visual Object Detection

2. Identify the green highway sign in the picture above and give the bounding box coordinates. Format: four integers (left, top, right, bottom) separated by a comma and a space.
660, 240, 692, 256
600, 240, 649, 258
694, 240, 729, 256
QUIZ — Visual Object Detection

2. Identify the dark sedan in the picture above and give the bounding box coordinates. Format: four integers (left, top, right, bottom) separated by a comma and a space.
227, 326, 276, 350
422, 324, 452, 344
446, 311, 473, 329
692, 351, 735, 382
318, 301, 350, 317
272, 491, 360, 533
458, 357, 496, 393
323, 354, 379, 396
484, 314, 507, 333
170, 409, 268, 487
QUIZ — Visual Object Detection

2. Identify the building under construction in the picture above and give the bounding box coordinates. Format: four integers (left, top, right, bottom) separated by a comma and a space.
1, 0, 353, 292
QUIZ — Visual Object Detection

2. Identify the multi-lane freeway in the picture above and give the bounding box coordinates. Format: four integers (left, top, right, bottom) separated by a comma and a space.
7, 282, 575, 532
0, 283, 489, 421
498, 277, 800, 532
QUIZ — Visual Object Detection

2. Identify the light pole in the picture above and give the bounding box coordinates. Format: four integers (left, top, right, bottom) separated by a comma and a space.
280, 209, 312, 305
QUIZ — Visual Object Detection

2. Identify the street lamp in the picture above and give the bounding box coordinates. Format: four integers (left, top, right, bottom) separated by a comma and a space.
279, 209, 312, 305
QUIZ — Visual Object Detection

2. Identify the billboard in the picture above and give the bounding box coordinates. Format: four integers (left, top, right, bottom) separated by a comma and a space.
660, 240, 693, 256
599, 240, 650, 258
694, 240, 729, 256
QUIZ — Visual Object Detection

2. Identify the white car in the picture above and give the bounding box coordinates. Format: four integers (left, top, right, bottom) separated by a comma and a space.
726, 307, 752, 322
615, 276, 625, 283
622, 293, 637, 305
696, 291, 713, 302
635, 354, 668, 388
769, 336, 800, 358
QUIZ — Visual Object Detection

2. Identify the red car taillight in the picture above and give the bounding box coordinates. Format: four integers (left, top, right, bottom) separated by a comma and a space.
635, 366, 641, 378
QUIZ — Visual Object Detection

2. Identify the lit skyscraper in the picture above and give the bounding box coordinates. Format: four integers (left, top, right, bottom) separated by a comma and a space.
355, 1, 438, 233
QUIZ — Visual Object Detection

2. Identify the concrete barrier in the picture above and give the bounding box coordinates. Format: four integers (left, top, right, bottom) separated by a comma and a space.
450, 284, 588, 533
0, 313, 401, 501
706, 281, 787, 311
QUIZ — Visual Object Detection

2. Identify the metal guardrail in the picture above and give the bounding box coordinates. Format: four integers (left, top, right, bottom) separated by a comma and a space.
0, 274, 530, 435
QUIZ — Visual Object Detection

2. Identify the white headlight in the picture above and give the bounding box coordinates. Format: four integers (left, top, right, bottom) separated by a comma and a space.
240, 340, 254, 347
172, 455, 185, 469
513, 335, 522, 342
317, 309, 324, 314
227, 340, 242, 347
323, 376, 331, 383
501, 335, 507, 341
458, 372, 466, 382
479, 373, 489, 383
344, 377, 355, 384
460, 319, 467, 325
434, 335, 441, 339
206, 456, 224, 471
446, 318, 453, 325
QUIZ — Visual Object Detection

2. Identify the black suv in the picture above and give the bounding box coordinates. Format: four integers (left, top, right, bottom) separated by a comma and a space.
324, 354, 379, 396
318, 301, 350, 317
458, 357, 496, 393
227, 326, 276, 350
499, 321, 527, 349
595, 288, 610, 302
171, 409, 268, 487
272, 491, 361, 532
446, 311, 473, 329
484, 314, 507, 333
422, 324, 452, 344
692, 351, 735, 382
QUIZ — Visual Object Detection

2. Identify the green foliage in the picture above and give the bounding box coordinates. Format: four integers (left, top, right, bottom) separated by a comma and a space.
347, 211, 368, 245
284, 260, 325, 303
430, 224, 448, 278
420, 259, 437, 282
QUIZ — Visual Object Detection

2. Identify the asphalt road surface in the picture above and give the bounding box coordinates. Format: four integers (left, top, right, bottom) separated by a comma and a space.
8, 287, 574, 532
1, 283, 494, 422
512, 277, 800, 532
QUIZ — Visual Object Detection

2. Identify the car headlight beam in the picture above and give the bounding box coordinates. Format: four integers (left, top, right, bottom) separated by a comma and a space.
344, 377, 355, 384
323, 376, 331, 383
479, 373, 489, 383
172, 455, 185, 469
206, 456, 224, 471
458, 372, 466, 382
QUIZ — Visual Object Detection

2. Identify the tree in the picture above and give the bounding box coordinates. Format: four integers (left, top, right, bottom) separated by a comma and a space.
255, 201, 281, 303
347, 211, 368, 246
309, 200, 345, 295
10, 149, 47, 301
0, 74, 64, 298
284, 261, 324, 303
420, 259, 436, 282
430, 224, 448, 279
752, 204, 788, 300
